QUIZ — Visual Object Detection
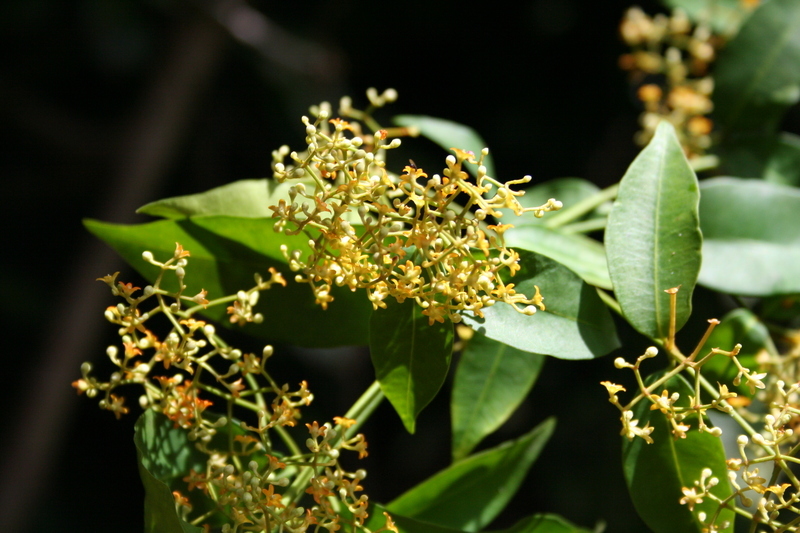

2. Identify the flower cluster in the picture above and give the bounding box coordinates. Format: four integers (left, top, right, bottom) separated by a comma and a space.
602, 286, 800, 531
74, 244, 394, 533
270, 89, 561, 324
619, 7, 725, 159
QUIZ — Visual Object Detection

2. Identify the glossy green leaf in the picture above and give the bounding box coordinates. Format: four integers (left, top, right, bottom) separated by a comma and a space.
369, 299, 453, 433
135, 410, 208, 533
605, 121, 702, 340
393, 115, 496, 178
461, 251, 619, 359
505, 226, 611, 289
713, 0, 800, 138
661, 0, 753, 35
451, 331, 546, 460
84, 216, 372, 347
388, 418, 555, 532
137, 179, 290, 219
696, 308, 776, 395
698, 178, 800, 295
364, 505, 591, 533
622, 372, 734, 533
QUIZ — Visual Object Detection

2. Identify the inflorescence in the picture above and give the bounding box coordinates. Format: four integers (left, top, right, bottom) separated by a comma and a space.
269, 89, 562, 325
74, 244, 396, 533
619, 6, 725, 159
602, 287, 800, 532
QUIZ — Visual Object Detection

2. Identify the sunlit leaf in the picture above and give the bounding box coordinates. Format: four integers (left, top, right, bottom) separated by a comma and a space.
461, 251, 619, 359
369, 299, 453, 433
605, 121, 702, 340
393, 115, 496, 178
505, 226, 611, 289
451, 331, 545, 460
698, 178, 800, 296
84, 217, 372, 347
137, 179, 289, 219
388, 418, 555, 532
622, 372, 734, 533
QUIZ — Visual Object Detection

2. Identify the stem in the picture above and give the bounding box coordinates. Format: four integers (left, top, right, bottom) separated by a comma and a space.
543, 183, 618, 229
283, 381, 386, 506
558, 217, 607, 234
342, 380, 385, 439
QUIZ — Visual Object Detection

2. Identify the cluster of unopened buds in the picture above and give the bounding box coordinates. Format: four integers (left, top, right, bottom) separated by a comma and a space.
619, 6, 723, 159
270, 89, 562, 325
73, 244, 394, 532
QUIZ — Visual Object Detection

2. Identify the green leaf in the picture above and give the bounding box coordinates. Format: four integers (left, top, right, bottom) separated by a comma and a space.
763, 132, 800, 186
605, 121, 702, 340
717, 132, 800, 186
661, 0, 754, 35
496, 514, 593, 533
505, 226, 611, 289
451, 331, 546, 460
461, 251, 619, 359
713, 0, 800, 138
622, 372, 734, 533
698, 178, 800, 295
387, 418, 556, 532
137, 179, 290, 219
84, 216, 372, 347
364, 505, 591, 533
696, 308, 776, 395
135, 410, 207, 533
369, 299, 454, 433
393, 115, 496, 178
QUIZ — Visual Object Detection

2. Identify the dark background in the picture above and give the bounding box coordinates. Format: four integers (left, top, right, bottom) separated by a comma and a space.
0, 0, 701, 531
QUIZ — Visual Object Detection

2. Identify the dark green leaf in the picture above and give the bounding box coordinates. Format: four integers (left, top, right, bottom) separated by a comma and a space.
622, 372, 734, 533
763, 132, 800, 186
137, 179, 290, 219
393, 115, 496, 178
713, 0, 800, 138
461, 251, 619, 359
364, 506, 591, 533
135, 410, 208, 533
661, 0, 753, 35
717, 132, 800, 185
387, 418, 555, 532
505, 226, 611, 289
497, 514, 593, 533
698, 178, 800, 295
451, 331, 545, 460
369, 299, 453, 433
605, 121, 702, 340
696, 308, 776, 395
84, 217, 372, 347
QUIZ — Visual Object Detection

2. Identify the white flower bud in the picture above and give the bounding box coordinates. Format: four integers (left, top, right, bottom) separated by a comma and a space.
142, 251, 154, 262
